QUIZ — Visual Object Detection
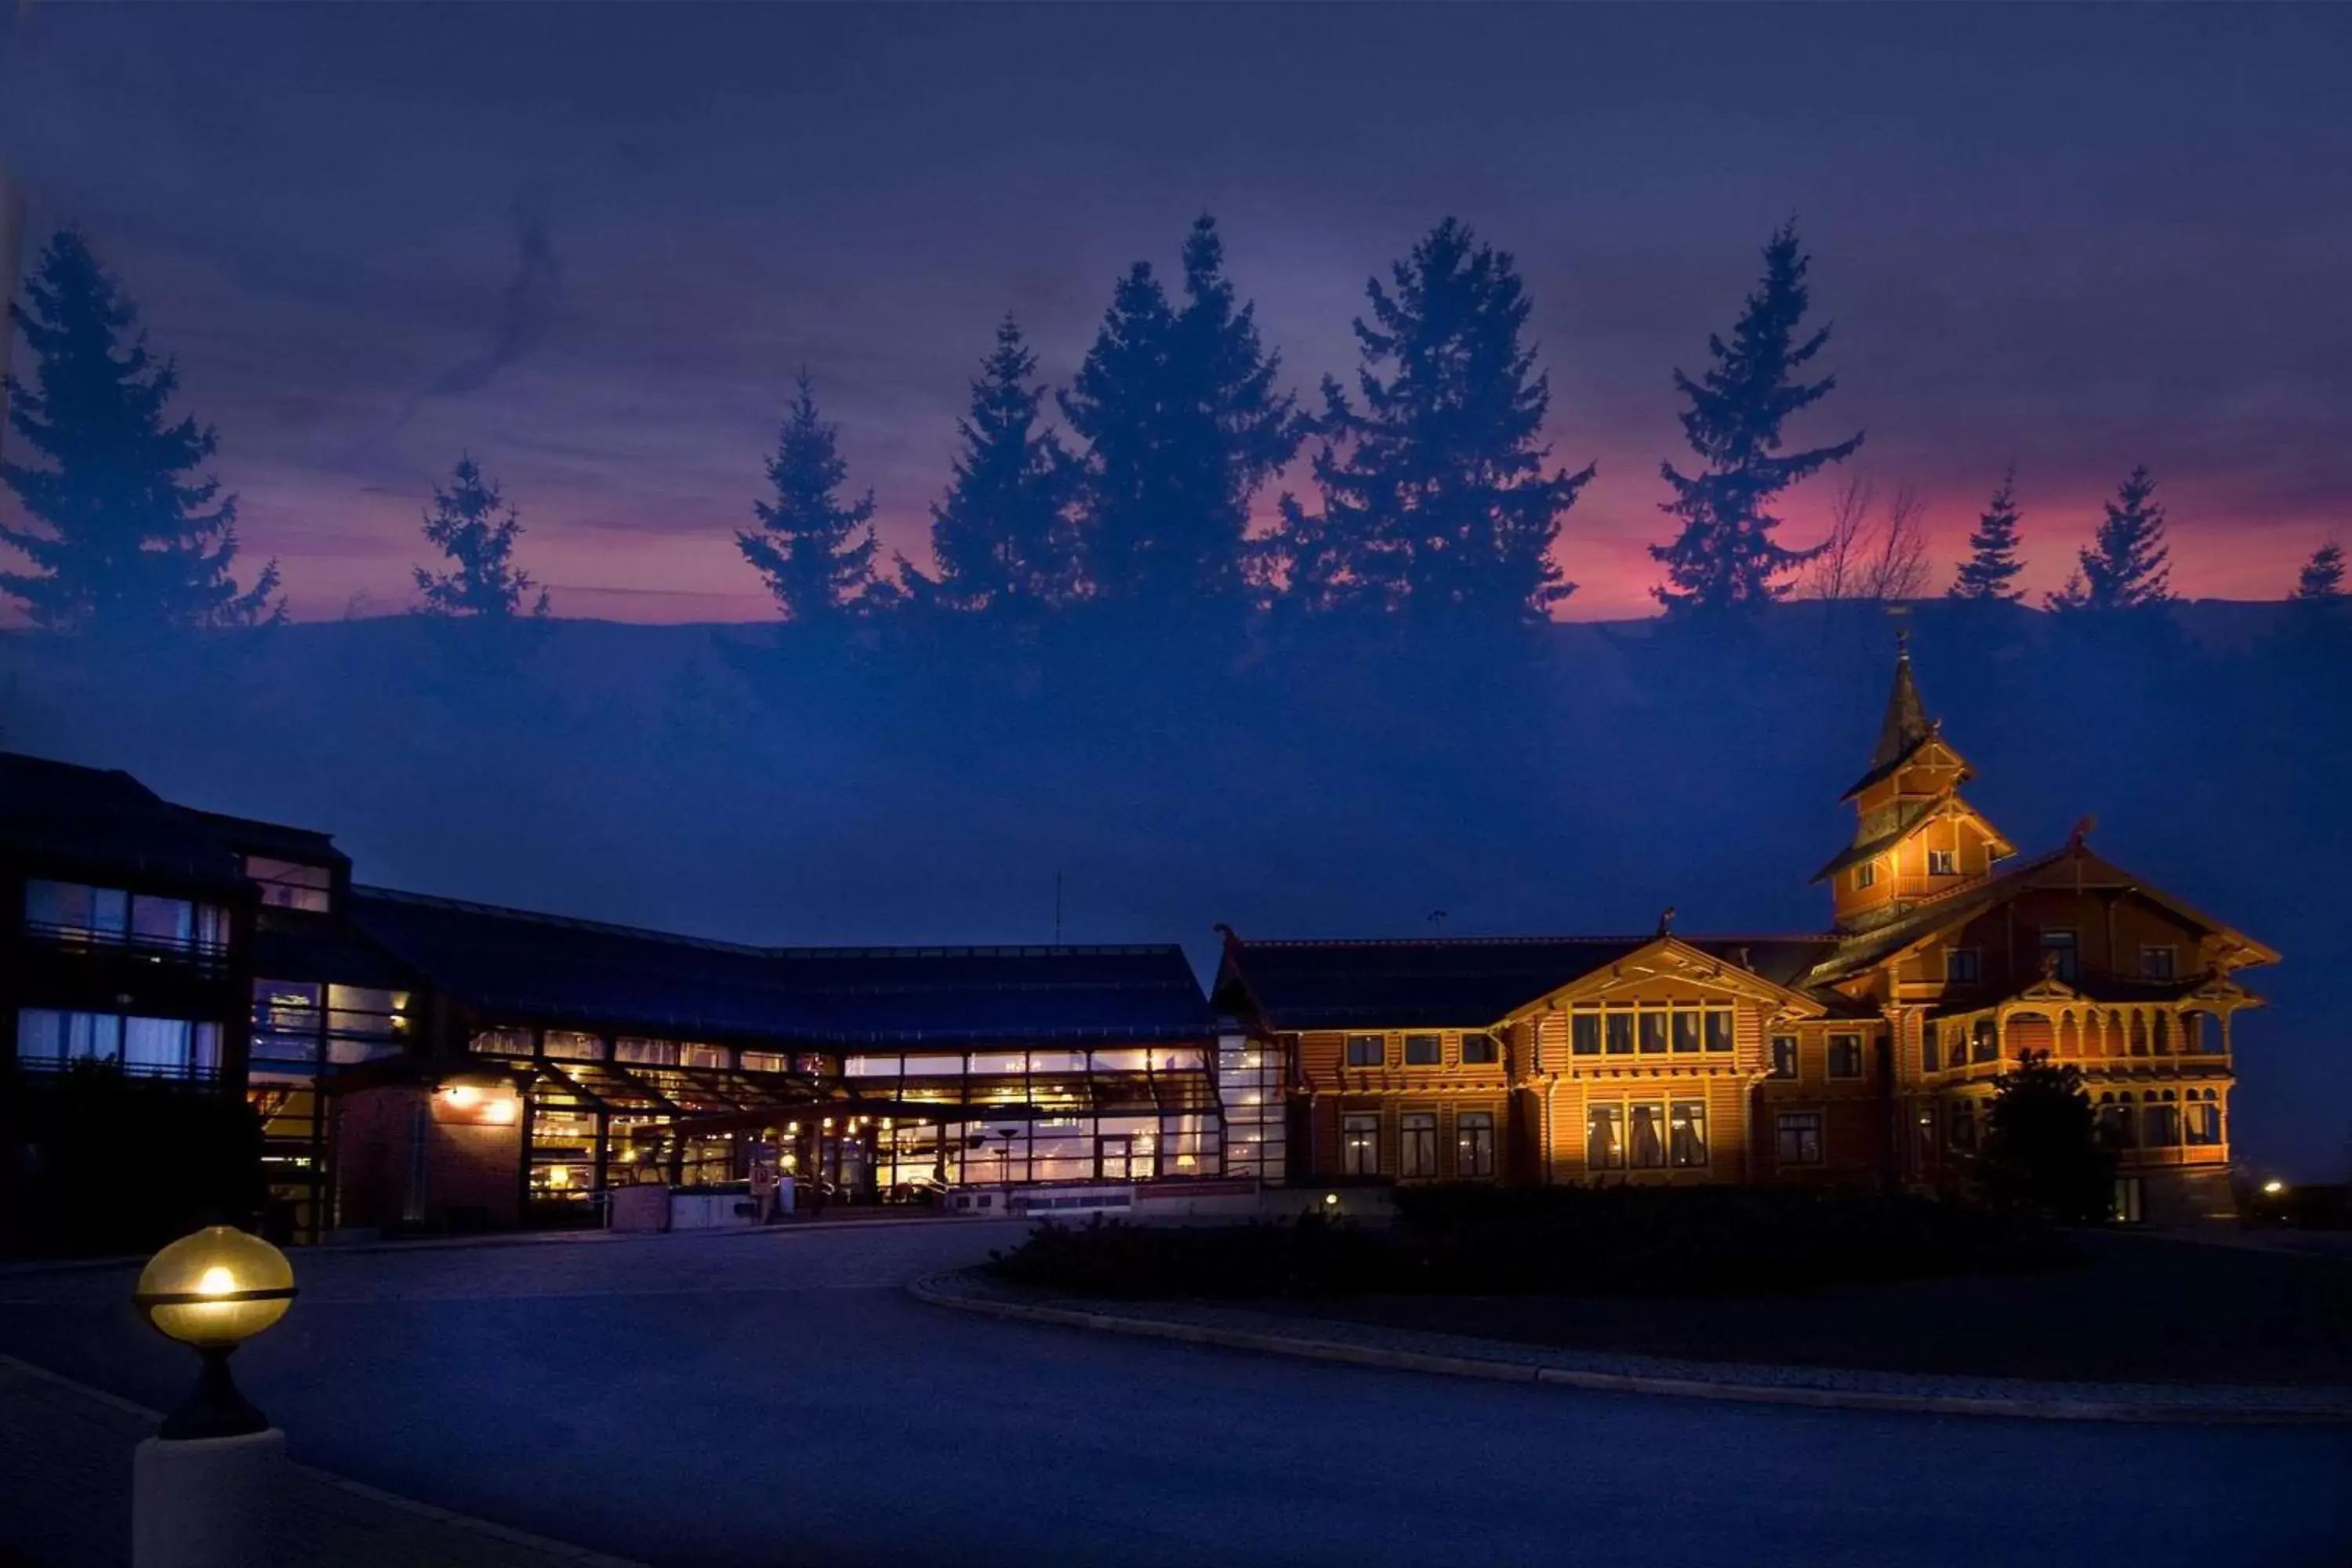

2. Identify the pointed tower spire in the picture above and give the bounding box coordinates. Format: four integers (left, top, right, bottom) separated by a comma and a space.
1870, 626, 1933, 772
1816, 632, 2014, 931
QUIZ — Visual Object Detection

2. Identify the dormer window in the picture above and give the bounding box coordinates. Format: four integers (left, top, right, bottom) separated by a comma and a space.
247, 855, 332, 913
1927, 849, 1957, 877
1853, 861, 1878, 890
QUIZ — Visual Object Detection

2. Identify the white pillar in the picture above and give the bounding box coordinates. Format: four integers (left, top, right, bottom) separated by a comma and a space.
132, 1428, 285, 1568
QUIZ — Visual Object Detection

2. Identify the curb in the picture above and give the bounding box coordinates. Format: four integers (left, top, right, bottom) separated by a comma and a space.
0, 1353, 649, 1566
907, 1272, 2352, 1426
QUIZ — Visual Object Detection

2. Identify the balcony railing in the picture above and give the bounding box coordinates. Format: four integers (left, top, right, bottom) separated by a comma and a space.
21, 921, 233, 976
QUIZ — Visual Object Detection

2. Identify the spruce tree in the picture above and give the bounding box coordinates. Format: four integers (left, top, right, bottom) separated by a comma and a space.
1061, 216, 1303, 608
926, 315, 1077, 615
2049, 465, 2172, 612
1650, 223, 1863, 613
412, 456, 549, 617
1, 230, 280, 634
738, 372, 880, 622
1278, 219, 1592, 622
1949, 466, 2027, 603
2292, 539, 2344, 601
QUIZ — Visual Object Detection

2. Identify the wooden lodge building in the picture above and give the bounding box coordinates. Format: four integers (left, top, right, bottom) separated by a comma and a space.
0, 641, 2275, 1242
1212, 638, 2277, 1225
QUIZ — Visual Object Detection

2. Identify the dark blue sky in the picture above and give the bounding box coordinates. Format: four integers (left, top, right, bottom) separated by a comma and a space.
4, 3, 2347, 620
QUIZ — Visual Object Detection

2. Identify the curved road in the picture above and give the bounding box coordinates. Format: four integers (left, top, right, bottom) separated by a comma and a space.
3, 1221, 2347, 1567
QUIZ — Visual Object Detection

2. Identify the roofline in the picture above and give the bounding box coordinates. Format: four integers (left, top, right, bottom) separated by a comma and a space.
350, 885, 1191, 964
1223, 932, 1841, 950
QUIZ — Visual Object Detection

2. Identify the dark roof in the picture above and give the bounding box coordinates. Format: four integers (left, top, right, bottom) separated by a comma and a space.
251, 909, 419, 992
1810, 797, 1940, 884
1217, 933, 1842, 1032
1806, 845, 2073, 985
0, 751, 249, 891
1839, 639, 1953, 800
347, 887, 1214, 1047
187, 810, 347, 870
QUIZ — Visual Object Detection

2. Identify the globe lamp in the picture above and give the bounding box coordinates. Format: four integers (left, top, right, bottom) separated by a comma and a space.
132, 1226, 297, 1439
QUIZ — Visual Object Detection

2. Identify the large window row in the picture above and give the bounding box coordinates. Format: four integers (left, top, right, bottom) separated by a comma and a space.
1338, 1109, 1496, 1178
23, 880, 228, 956
250, 979, 410, 1071
845, 1046, 1207, 1077
2096, 1088, 2222, 1149
470, 1027, 791, 1076
1584, 1100, 1708, 1171
16, 1008, 222, 1077
1567, 1007, 1734, 1059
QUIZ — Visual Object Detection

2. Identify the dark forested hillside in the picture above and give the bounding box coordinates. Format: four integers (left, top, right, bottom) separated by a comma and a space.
3, 599, 2343, 1175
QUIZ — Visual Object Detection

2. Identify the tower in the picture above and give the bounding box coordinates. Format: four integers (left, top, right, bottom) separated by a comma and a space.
1813, 632, 2014, 932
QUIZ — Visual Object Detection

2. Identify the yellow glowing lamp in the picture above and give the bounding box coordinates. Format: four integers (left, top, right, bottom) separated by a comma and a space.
134, 1226, 296, 1350
132, 1226, 297, 1439
2261, 1178, 2287, 1196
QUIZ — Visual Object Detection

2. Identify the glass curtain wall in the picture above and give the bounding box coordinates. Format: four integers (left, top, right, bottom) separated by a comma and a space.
845, 1044, 1224, 1192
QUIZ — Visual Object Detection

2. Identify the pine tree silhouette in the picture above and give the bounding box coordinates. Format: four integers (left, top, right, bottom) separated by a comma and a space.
2292, 539, 2343, 601
2049, 465, 2173, 612
924, 315, 1078, 615
1061, 216, 1303, 608
412, 456, 549, 617
1651, 222, 1862, 613
1949, 466, 2027, 603
1, 230, 281, 634
738, 372, 880, 622
1276, 219, 1592, 622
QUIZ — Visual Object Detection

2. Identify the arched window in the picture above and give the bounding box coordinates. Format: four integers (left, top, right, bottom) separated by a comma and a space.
2185, 1089, 2223, 1146
2152, 1014, 2172, 1056
2143, 1091, 2180, 1147
2129, 1014, 2150, 1058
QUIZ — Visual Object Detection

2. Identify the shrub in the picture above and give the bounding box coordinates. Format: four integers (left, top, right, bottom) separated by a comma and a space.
989, 1185, 2063, 1301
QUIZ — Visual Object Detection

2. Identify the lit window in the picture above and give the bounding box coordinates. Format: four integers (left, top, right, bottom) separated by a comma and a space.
1400, 1112, 1437, 1178
1854, 861, 1878, 890
2184, 1090, 2223, 1146
740, 1051, 787, 1075
1638, 1011, 1669, 1055
1403, 1033, 1442, 1066
245, 856, 332, 913
1927, 849, 1958, 877
1628, 1103, 1667, 1169
1774, 1111, 1822, 1166
1704, 1010, 1733, 1052
1668, 1100, 1708, 1168
1456, 1112, 1497, 1178
1585, 1105, 1624, 1171
1826, 1034, 1864, 1079
1344, 1035, 1385, 1069
1341, 1113, 1380, 1175
2039, 929, 2079, 983
1671, 1010, 1702, 1054
1973, 1019, 1998, 1063
1460, 1032, 1499, 1065
1944, 948, 1980, 985
1768, 1036, 1798, 1080
2140, 946, 2176, 981
615, 1037, 679, 1065
1604, 1011, 1635, 1055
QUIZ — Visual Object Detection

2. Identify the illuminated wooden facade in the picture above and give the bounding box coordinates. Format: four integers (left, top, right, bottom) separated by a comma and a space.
1215, 638, 2276, 1222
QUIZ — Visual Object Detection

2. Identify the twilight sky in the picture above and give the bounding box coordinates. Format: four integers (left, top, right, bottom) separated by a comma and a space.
2, 3, 2347, 623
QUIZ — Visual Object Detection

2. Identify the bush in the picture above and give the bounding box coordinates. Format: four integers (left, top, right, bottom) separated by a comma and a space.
990, 1184, 2065, 1301
11, 1062, 268, 1258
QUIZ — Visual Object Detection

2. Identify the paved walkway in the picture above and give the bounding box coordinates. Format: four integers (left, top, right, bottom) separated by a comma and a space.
913, 1268, 2352, 1423
0, 1356, 642, 1568
4, 1223, 2349, 1567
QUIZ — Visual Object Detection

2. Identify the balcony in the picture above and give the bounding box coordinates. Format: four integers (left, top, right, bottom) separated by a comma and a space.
22, 920, 234, 980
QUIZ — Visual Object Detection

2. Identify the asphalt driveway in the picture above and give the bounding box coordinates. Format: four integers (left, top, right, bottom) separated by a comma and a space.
2, 1221, 2347, 1567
